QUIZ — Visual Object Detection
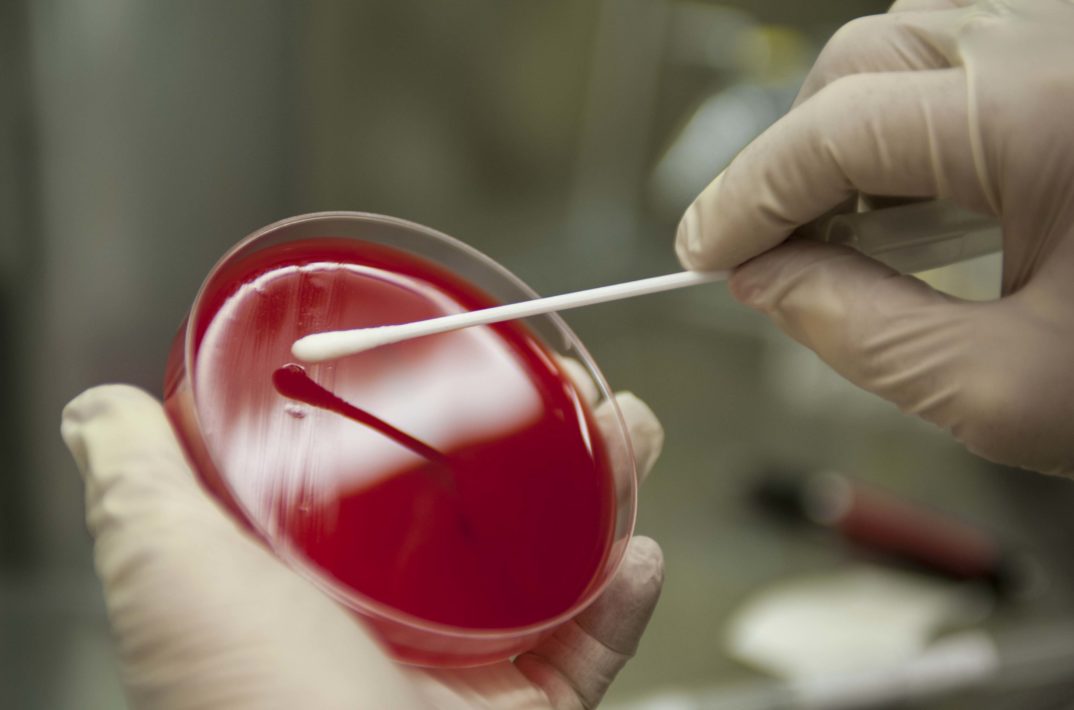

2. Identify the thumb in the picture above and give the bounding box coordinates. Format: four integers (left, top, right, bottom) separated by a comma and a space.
61, 385, 421, 710
728, 241, 1050, 469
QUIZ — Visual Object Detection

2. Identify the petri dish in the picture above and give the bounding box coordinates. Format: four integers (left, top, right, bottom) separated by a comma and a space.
163, 212, 637, 666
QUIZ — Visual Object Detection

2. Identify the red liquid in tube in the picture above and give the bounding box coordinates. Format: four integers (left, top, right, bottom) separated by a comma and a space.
165, 239, 615, 630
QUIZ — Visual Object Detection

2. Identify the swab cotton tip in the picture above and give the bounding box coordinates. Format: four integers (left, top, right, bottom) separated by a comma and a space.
290, 332, 344, 362
292, 327, 398, 362
292, 269, 727, 363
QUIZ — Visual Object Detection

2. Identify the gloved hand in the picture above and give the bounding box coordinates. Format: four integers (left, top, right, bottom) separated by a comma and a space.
675, 0, 1074, 476
61, 382, 664, 710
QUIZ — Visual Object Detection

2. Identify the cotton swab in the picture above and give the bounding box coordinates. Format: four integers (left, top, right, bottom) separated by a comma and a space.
291, 200, 1004, 363
291, 269, 727, 363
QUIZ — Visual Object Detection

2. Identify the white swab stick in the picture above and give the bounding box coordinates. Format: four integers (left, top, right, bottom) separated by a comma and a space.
291, 269, 727, 363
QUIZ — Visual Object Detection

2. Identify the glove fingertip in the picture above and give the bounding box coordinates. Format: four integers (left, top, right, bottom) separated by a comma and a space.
675, 201, 706, 270
62, 384, 162, 424
622, 535, 665, 591
61, 385, 162, 474
553, 353, 600, 406
573, 535, 665, 656
675, 173, 731, 271
613, 393, 665, 482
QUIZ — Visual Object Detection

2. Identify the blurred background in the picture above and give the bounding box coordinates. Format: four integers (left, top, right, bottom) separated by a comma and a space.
5, 1, 1074, 708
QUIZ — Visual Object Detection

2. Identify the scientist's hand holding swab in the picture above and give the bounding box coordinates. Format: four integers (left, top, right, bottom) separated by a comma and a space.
677, 0, 1074, 476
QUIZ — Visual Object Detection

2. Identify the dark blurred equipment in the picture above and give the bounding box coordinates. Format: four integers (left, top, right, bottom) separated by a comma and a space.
751, 471, 1039, 599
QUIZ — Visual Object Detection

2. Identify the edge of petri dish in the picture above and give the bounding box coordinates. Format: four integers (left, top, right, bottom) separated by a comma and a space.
182, 211, 639, 643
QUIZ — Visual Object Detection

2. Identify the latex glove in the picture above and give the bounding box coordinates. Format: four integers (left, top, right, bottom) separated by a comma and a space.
675, 0, 1074, 476
61, 383, 664, 710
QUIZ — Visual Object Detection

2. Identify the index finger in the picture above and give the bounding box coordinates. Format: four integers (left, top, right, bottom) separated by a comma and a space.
514, 536, 664, 710
675, 69, 992, 271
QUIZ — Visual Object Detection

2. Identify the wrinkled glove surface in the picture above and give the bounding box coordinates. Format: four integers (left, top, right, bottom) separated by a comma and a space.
677, 0, 1074, 475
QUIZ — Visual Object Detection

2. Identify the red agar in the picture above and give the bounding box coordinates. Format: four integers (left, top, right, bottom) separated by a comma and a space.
169, 239, 616, 629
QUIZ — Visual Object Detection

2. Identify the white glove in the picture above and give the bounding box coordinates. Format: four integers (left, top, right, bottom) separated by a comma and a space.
62, 383, 664, 710
675, 0, 1074, 476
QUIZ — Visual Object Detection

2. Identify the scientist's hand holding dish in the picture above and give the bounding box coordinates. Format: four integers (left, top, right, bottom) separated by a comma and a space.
677, 0, 1074, 476
62, 384, 664, 709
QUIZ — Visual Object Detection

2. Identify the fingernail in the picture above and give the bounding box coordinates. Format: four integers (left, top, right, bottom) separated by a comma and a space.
728, 266, 764, 308
615, 392, 664, 479
625, 535, 664, 581
61, 402, 91, 474
676, 173, 728, 269
553, 353, 599, 405
674, 203, 702, 269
